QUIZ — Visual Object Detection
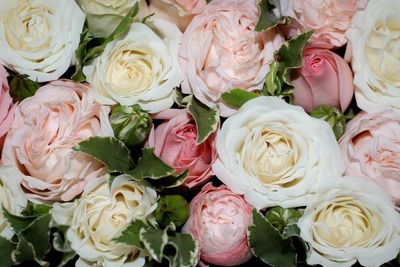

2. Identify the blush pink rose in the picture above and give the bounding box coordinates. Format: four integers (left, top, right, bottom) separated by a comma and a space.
1, 80, 113, 203
160, 0, 206, 15
182, 183, 253, 266
146, 109, 216, 188
0, 65, 15, 152
292, 45, 354, 112
279, 0, 368, 47
179, 0, 284, 117
339, 111, 400, 205
147, 0, 193, 32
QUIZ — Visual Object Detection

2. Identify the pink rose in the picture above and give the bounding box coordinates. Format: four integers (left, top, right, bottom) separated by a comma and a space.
146, 109, 216, 188
292, 45, 354, 112
179, 0, 284, 117
183, 183, 253, 266
280, 0, 368, 47
160, 0, 206, 15
147, 0, 193, 32
2, 80, 113, 203
0, 65, 15, 151
339, 111, 400, 205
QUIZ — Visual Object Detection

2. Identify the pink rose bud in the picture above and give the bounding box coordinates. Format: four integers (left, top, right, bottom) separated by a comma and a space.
146, 109, 216, 188
0, 65, 15, 152
183, 183, 253, 266
339, 111, 400, 205
292, 45, 354, 112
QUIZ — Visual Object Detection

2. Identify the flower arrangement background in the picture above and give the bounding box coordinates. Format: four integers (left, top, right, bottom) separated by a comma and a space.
0, 0, 399, 267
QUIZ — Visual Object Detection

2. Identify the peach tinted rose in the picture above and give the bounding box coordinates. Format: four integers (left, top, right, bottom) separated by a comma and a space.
146, 109, 216, 188
0, 65, 15, 151
1, 80, 113, 203
183, 183, 253, 266
179, 0, 284, 116
339, 111, 400, 204
161, 0, 206, 15
292, 45, 354, 112
280, 0, 367, 47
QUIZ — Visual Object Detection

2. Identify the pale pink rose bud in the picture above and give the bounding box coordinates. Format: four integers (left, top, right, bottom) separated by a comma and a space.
292, 44, 354, 112
183, 183, 253, 266
146, 109, 216, 188
0, 65, 15, 153
1, 80, 113, 203
339, 111, 400, 205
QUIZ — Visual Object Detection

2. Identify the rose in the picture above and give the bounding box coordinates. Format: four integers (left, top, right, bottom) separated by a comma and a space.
179, 0, 284, 117
84, 21, 183, 113
160, 0, 206, 15
0, 165, 27, 239
146, 109, 217, 188
298, 176, 400, 267
1, 80, 113, 203
346, 0, 400, 112
339, 111, 400, 205
279, 0, 367, 47
292, 44, 354, 112
182, 183, 253, 266
212, 96, 344, 209
66, 174, 157, 267
0, 65, 15, 151
0, 0, 85, 82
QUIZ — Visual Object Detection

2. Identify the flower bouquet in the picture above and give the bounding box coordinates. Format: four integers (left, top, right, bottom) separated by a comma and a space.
0, 0, 399, 266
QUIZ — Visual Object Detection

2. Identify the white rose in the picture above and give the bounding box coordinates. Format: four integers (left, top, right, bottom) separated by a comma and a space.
0, 0, 85, 82
347, 0, 400, 112
66, 174, 158, 267
212, 96, 344, 209
84, 20, 183, 113
0, 165, 27, 239
298, 176, 400, 267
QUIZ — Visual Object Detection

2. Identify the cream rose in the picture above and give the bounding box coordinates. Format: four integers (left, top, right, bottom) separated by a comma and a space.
212, 96, 344, 209
298, 176, 400, 267
347, 0, 400, 112
0, 0, 85, 82
0, 165, 27, 239
1, 80, 113, 203
66, 174, 158, 267
84, 20, 183, 113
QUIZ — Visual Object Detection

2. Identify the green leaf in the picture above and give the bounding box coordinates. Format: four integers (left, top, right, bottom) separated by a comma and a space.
140, 226, 170, 262
173, 88, 185, 108
165, 232, 199, 267
187, 96, 219, 144
265, 207, 302, 234
256, 0, 290, 32
248, 209, 297, 267
3, 208, 36, 234
56, 251, 76, 267
221, 89, 260, 108
9, 74, 40, 101
155, 195, 189, 228
71, 28, 93, 82
12, 236, 37, 264
20, 214, 51, 261
309, 105, 346, 140
150, 170, 189, 191
112, 219, 149, 249
127, 148, 175, 180
21, 203, 51, 217
264, 61, 281, 96
0, 236, 16, 266
73, 136, 135, 173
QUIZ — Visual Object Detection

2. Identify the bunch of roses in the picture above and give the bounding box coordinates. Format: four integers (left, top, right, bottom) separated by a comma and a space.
0, 0, 399, 267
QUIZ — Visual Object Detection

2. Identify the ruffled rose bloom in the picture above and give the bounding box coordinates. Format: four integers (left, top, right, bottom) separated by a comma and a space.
346, 0, 400, 112
0, 65, 15, 151
279, 0, 367, 47
292, 44, 354, 112
146, 109, 217, 188
84, 21, 183, 113
179, 0, 284, 117
339, 111, 400, 205
298, 176, 400, 267
66, 174, 158, 267
213, 96, 344, 209
183, 183, 252, 266
0, 0, 85, 82
1, 80, 113, 203
0, 165, 27, 239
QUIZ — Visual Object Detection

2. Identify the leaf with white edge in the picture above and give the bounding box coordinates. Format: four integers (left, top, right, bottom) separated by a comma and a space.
0, 236, 16, 266
127, 148, 175, 180
187, 96, 219, 145
12, 236, 48, 266
256, 0, 290, 32
164, 232, 199, 267
248, 209, 297, 267
173, 88, 185, 107
264, 61, 281, 96
221, 89, 260, 108
21, 203, 51, 217
73, 136, 135, 173
282, 224, 300, 239
56, 251, 76, 267
112, 219, 149, 249
151, 170, 189, 191
20, 214, 51, 261
265, 207, 302, 234
140, 226, 170, 262
3, 208, 36, 234
52, 231, 73, 253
